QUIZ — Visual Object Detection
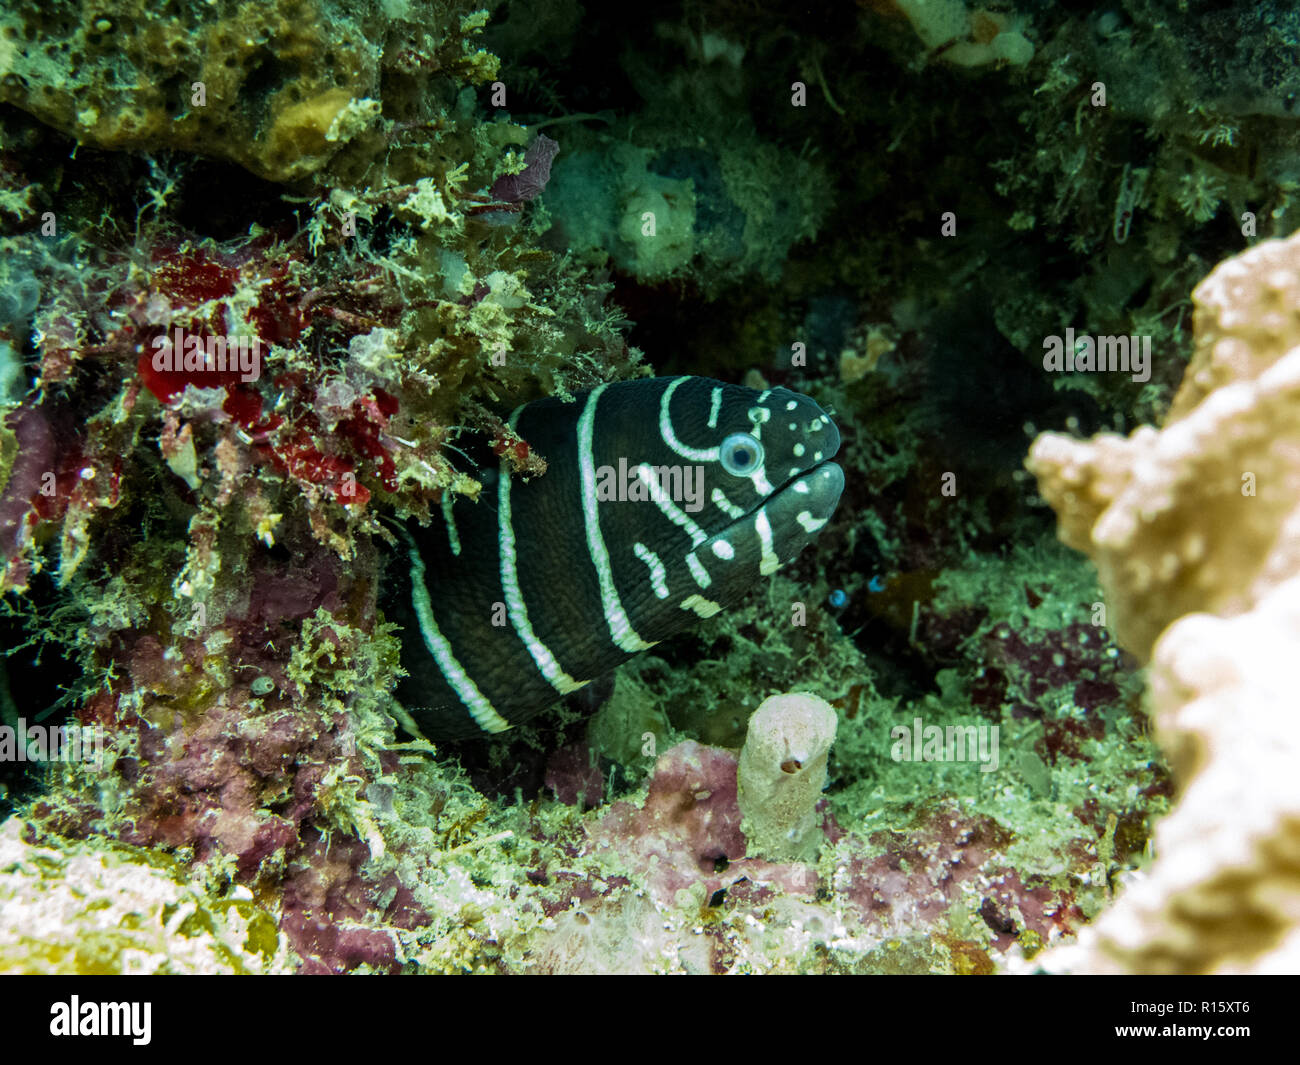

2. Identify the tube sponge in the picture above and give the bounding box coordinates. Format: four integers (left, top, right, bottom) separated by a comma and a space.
892, 0, 1035, 68
737, 693, 838, 863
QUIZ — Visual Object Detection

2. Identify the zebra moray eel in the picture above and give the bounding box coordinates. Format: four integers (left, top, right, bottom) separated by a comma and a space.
384, 375, 844, 740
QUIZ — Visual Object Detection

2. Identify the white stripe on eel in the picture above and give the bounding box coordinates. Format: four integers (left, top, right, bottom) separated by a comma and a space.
659, 377, 720, 463
407, 542, 512, 733
633, 541, 671, 600
499, 409, 588, 694
685, 551, 712, 589
441, 493, 461, 556
579, 384, 656, 653
636, 463, 709, 547
711, 488, 744, 520
744, 405, 775, 496
680, 593, 722, 618
754, 507, 781, 575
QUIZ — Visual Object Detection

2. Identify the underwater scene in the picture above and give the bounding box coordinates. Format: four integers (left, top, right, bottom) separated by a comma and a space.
0, 0, 1296, 978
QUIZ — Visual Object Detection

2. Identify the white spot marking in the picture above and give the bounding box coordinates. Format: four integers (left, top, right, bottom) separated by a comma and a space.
680, 594, 722, 618
796, 510, 828, 534
707, 386, 723, 430
711, 539, 735, 561
785, 399, 798, 411
793, 481, 810, 495
793, 442, 805, 457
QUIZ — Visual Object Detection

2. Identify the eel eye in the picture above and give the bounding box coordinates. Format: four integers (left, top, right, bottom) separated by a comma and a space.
720, 433, 763, 476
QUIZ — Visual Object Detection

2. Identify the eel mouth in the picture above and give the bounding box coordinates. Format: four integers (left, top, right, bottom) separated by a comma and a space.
773, 458, 845, 518
712, 457, 845, 572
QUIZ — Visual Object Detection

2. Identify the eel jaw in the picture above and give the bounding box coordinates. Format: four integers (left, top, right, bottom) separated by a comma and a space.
702, 459, 845, 579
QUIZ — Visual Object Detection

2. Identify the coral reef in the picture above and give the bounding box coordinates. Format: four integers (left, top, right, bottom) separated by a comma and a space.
1028, 231, 1300, 974
0, 1, 498, 183
523, 725, 1098, 973
2, 0, 1281, 977
551, 530, 1159, 973
0, 0, 638, 974
1036, 574, 1300, 974
0, 818, 289, 974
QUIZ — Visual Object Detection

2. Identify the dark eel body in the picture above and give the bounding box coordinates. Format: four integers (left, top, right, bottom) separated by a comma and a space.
384, 375, 844, 740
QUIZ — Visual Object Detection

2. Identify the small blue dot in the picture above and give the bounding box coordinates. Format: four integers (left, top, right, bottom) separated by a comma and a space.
828, 589, 849, 609
868, 575, 887, 593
